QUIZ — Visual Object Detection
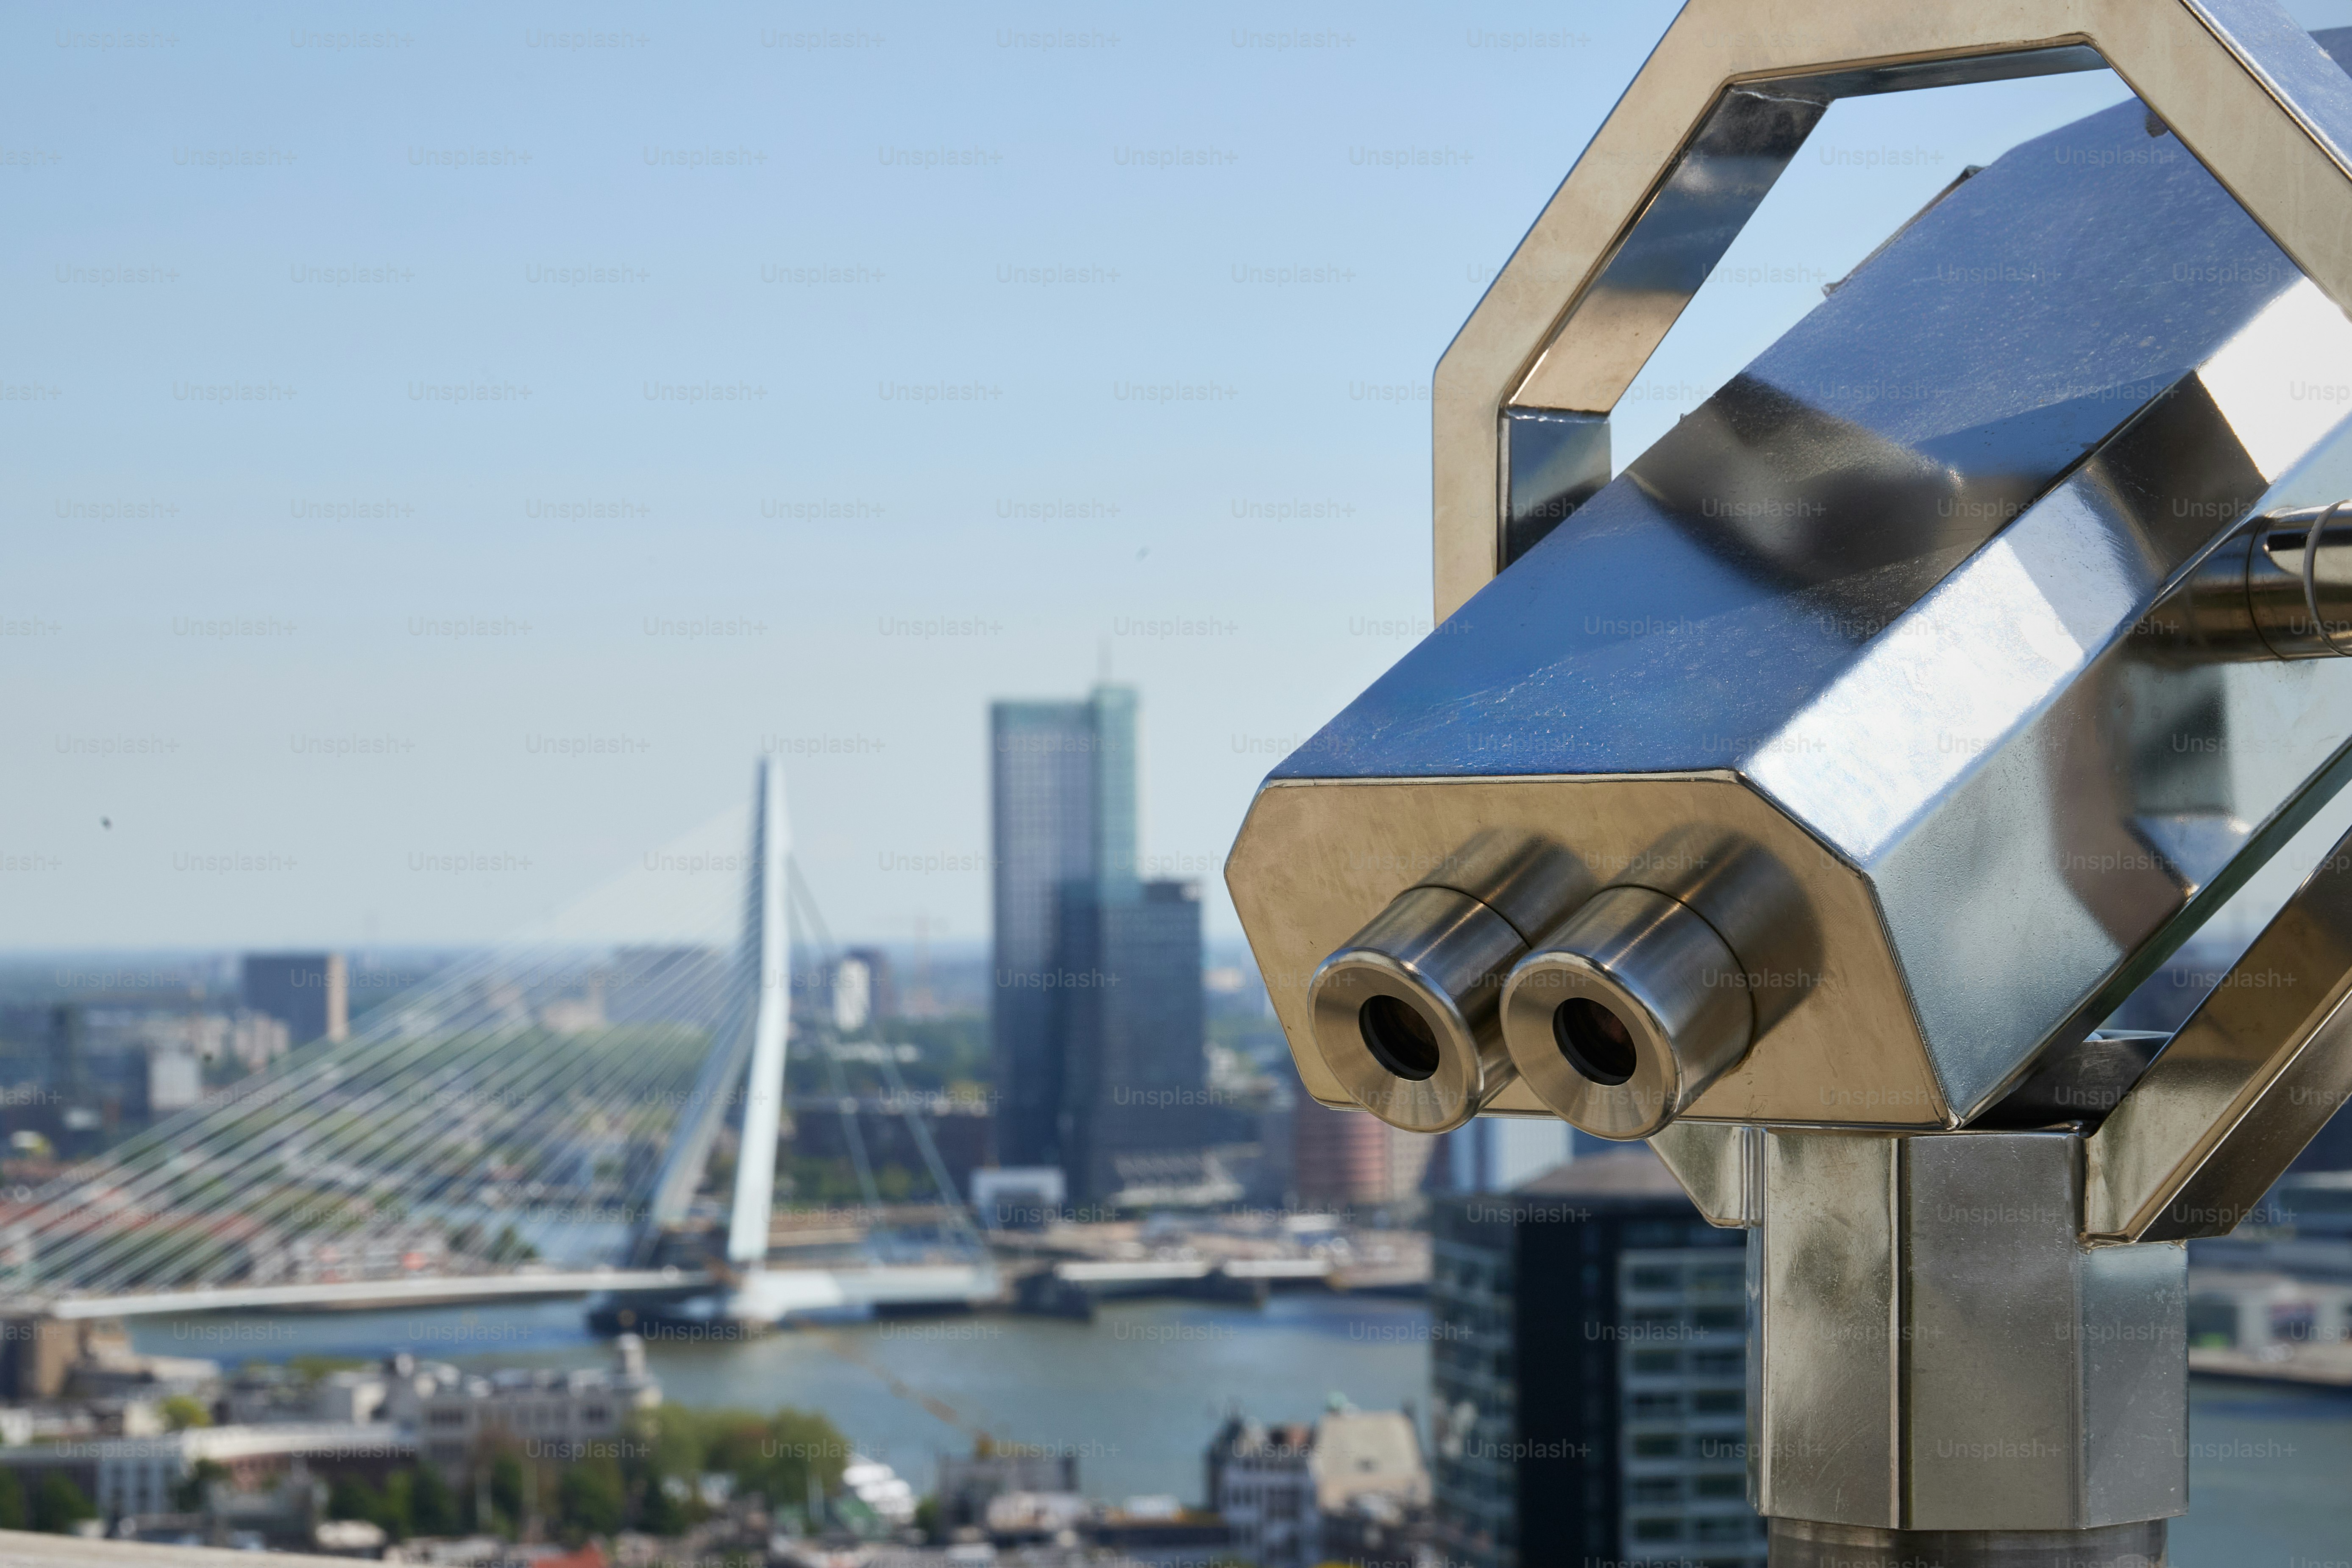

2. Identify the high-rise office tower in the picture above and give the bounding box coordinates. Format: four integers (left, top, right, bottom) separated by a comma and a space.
989, 685, 1201, 1201
239, 953, 348, 1047
991, 696, 1107, 1172
1056, 878, 1205, 1203
1429, 1151, 1762, 1568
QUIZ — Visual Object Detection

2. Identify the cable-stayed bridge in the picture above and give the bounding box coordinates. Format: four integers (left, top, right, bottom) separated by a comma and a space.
0, 762, 996, 1326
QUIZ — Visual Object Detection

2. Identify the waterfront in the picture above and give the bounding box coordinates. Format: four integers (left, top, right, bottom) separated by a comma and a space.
134, 1294, 1437, 1506
131, 1298, 2352, 1558
2171, 1380, 2352, 1567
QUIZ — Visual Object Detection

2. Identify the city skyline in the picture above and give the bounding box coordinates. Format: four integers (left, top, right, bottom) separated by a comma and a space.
990, 682, 1210, 1204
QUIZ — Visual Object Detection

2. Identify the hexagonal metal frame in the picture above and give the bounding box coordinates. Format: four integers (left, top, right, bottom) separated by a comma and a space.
1432, 0, 2352, 620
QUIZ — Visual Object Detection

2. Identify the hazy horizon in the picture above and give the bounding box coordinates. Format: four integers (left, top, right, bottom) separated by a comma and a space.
12, 0, 2351, 950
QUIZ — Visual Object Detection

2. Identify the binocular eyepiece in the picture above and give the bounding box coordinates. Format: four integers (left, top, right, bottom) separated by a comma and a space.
1306, 831, 1766, 1138
1497, 884, 1753, 1139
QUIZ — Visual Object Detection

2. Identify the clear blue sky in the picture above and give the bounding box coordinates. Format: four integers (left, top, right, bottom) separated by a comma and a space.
9, 0, 2352, 949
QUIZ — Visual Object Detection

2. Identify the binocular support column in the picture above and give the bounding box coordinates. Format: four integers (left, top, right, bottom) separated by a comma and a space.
1767, 1518, 2166, 1568
1735, 1129, 2184, 1565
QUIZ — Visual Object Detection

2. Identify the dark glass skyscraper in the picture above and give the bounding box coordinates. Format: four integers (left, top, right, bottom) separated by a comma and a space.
990, 695, 1109, 1173
989, 685, 1201, 1201
240, 952, 348, 1047
1429, 1153, 1762, 1568
1056, 878, 1205, 1203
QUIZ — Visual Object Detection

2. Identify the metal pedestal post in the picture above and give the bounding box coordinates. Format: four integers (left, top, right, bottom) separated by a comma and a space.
1742, 1129, 2185, 1555
1768, 1517, 2166, 1567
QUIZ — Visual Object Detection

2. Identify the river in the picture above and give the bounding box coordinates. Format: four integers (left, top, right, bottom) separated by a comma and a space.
134, 1300, 2352, 1560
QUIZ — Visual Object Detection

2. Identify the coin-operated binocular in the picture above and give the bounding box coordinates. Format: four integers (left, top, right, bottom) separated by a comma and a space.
1227, 7, 2352, 1566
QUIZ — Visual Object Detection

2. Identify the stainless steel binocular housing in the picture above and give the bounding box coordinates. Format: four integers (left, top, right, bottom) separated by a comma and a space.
1230, 6, 2352, 1560
1291, 490, 2352, 1143
1230, 18, 2352, 1153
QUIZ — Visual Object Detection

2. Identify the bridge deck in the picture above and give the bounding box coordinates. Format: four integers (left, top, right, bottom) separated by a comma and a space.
0, 1531, 356, 1568
16, 1259, 1003, 1322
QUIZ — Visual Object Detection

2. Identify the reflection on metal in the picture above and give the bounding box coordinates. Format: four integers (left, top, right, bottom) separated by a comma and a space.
1234, 54, 2352, 1134
1765, 1518, 2169, 1568
2188, 504, 2352, 659
1304, 831, 1589, 1132
1432, 0, 2352, 621
1500, 885, 1752, 1138
2086, 819, 2352, 1240
1501, 410, 1609, 567
1227, 5, 2352, 1559
1231, 777, 1930, 1126
1974, 1030, 2166, 1130
1752, 1132, 2184, 1532
1645, 1119, 1760, 1227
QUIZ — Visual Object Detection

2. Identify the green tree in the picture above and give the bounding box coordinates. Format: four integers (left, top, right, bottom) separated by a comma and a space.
172, 1459, 230, 1513
746, 1408, 851, 1510
378, 1470, 416, 1540
489, 1451, 525, 1531
288, 1355, 366, 1385
558, 1458, 626, 1536
644, 1404, 711, 1482
638, 1475, 691, 1537
157, 1395, 212, 1432
0, 1470, 25, 1530
34, 1473, 95, 1534
637, 1405, 850, 1519
411, 1465, 460, 1537
698, 1411, 776, 1493
326, 1474, 381, 1524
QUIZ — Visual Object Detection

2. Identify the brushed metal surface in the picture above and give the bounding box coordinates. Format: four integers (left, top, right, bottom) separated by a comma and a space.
1648, 1120, 1762, 1227
1300, 828, 1597, 1132
1240, 176, 2352, 1126
2084, 817, 2352, 1238
1754, 1132, 1900, 1526
1500, 885, 1753, 1137
1433, 3, 2352, 622
1306, 885, 1525, 1134
1227, 775, 1943, 1127
1901, 1134, 2085, 1530
2078, 1240, 2188, 1524
1224, 11, 2352, 1551
1766, 1517, 2168, 1568
1752, 1130, 2185, 1532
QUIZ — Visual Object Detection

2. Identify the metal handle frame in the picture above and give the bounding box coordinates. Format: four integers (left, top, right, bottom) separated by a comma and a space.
1433, 0, 2352, 621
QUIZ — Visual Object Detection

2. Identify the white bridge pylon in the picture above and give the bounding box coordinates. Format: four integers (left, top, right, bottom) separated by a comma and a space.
649, 758, 994, 1327
0, 758, 993, 1323
726, 761, 790, 1273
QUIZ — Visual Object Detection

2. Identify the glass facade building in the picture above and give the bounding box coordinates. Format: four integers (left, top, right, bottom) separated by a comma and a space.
1429, 1151, 1763, 1568
989, 685, 1200, 1202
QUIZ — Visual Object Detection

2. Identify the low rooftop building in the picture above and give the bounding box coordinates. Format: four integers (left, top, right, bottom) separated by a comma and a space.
383, 1336, 660, 1476
1205, 1403, 1428, 1568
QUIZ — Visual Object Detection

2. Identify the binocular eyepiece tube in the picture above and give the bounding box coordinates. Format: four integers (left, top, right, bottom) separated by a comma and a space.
1306, 832, 1765, 1138
1499, 885, 1754, 1140
1305, 832, 1587, 1133
1308, 884, 1530, 1134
